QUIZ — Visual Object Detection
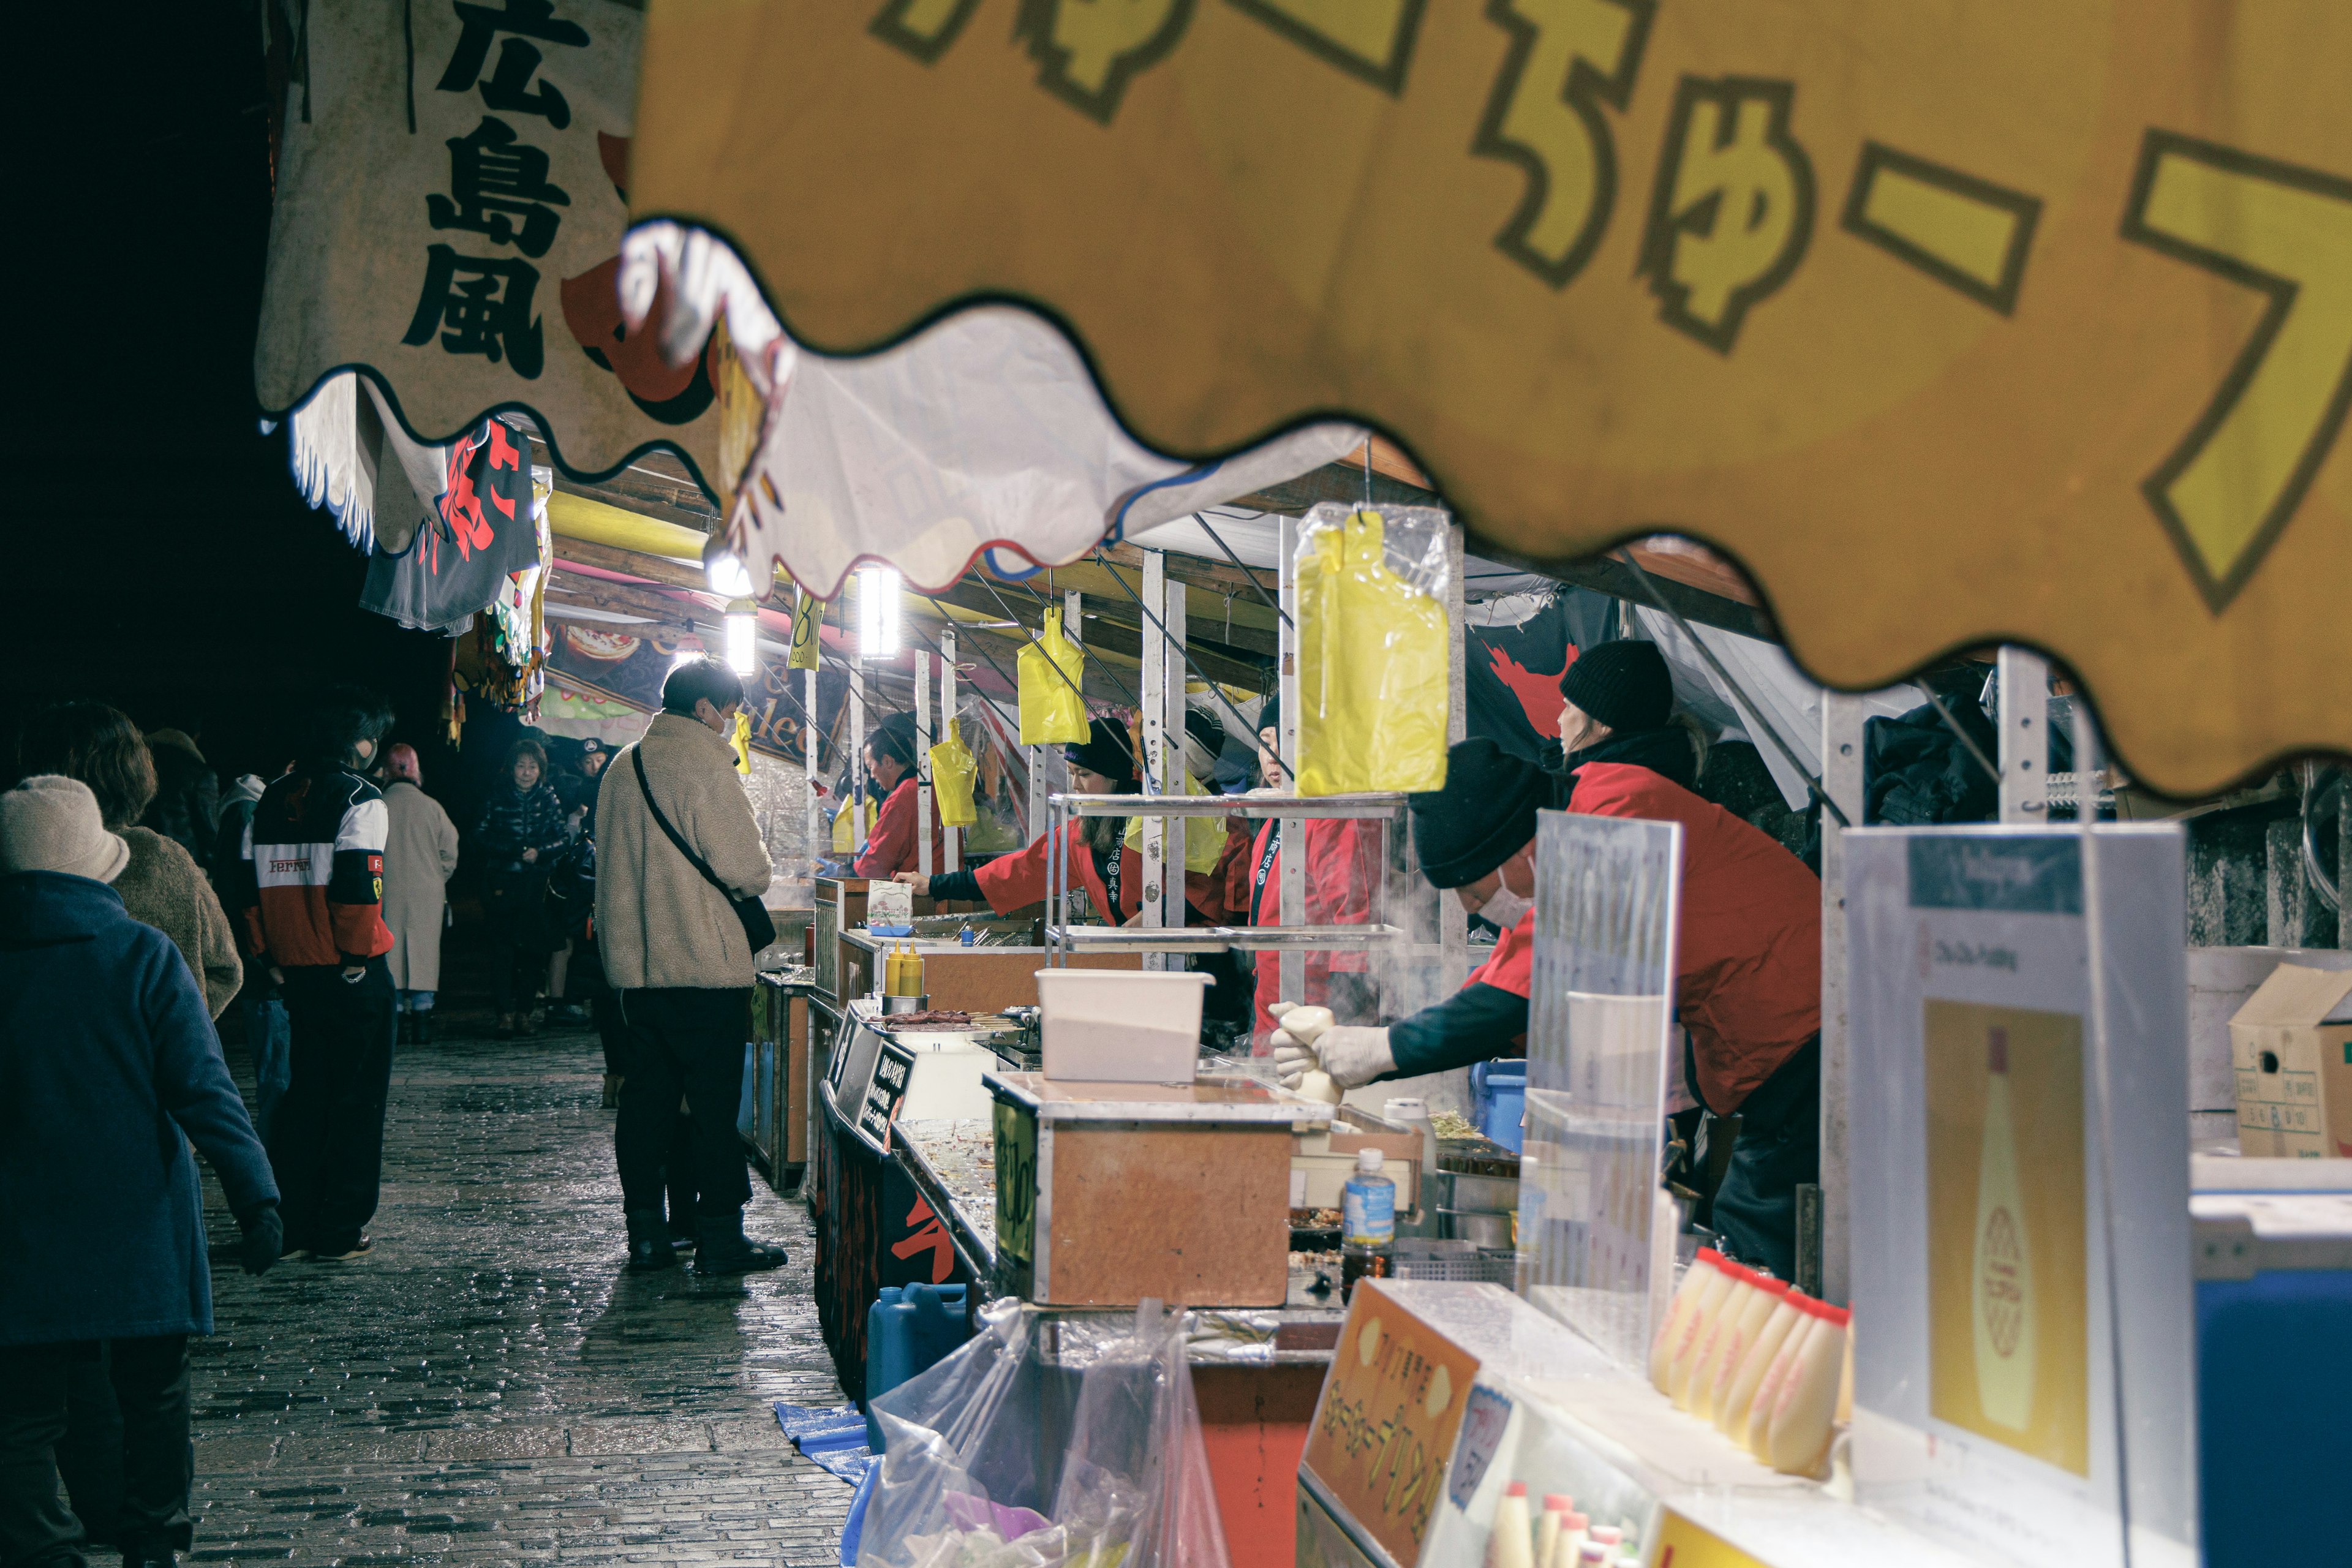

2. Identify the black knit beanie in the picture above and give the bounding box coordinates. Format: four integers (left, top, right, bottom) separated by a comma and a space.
1064, 717, 1139, 789
1409, 737, 1554, 888
1559, 639, 1675, 733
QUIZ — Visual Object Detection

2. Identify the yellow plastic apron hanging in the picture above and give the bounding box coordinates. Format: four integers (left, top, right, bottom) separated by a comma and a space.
1297, 511, 1449, 795
1017, 606, 1091, 746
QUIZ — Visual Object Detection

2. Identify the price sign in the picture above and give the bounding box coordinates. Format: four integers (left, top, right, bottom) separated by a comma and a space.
635, 4, 2352, 795
857, 1038, 916, 1148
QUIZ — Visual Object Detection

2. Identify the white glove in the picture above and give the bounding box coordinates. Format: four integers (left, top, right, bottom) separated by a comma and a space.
1270, 1004, 1338, 1090
1272, 1024, 1395, 1090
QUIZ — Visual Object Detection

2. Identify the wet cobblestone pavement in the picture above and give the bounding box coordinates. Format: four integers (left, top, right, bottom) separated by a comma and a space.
189, 1017, 853, 1566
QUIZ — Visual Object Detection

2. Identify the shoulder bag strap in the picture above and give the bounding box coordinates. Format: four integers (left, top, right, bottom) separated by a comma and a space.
631, 747, 734, 899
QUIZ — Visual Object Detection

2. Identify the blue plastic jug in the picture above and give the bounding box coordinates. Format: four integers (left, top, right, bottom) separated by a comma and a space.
864, 1283, 970, 1450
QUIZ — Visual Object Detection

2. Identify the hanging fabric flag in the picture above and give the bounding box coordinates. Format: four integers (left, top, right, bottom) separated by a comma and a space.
360, 417, 543, 634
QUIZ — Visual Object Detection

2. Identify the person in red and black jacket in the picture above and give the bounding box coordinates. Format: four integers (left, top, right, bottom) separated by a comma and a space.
852, 712, 944, 882
897, 718, 1144, 921
224, 686, 399, 1263
1274, 643, 1823, 1278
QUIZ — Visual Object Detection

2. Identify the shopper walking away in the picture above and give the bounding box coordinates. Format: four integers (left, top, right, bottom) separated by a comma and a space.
209, 766, 292, 1139
475, 739, 567, 1038
0, 776, 281, 1568
13, 703, 242, 1019
380, 744, 458, 1045
224, 686, 399, 1263
596, 656, 785, 1276
138, 726, 217, 862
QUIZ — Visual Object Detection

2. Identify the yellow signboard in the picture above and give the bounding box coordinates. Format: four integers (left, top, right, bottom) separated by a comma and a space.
633, 2, 2351, 795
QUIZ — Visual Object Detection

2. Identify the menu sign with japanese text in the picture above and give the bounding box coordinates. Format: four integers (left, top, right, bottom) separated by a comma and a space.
259, 0, 721, 492
632, 2, 2352, 796
1302, 1281, 1482, 1568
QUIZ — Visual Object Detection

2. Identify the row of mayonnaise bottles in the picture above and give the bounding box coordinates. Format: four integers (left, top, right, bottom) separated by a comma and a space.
1648, 1248, 1852, 1476
1485, 1484, 1639, 1568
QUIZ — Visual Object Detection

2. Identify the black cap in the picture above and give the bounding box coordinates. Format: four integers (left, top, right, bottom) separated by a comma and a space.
1064, 717, 1138, 788
1559, 639, 1675, 733
578, 737, 603, 756
1409, 737, 1554, 888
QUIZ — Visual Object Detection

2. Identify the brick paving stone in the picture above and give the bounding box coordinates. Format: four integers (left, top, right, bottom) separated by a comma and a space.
178, 1000, 856, 1567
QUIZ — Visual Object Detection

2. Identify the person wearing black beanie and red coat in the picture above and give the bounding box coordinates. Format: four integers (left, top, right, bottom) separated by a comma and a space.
1273, 641, 1823, 1278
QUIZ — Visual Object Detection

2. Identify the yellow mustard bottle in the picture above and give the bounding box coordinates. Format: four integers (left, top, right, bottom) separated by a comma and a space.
1972, 1025, 2036, 1431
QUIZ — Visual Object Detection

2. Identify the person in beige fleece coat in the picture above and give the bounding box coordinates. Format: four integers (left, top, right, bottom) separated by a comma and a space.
595, 657, 785, 1276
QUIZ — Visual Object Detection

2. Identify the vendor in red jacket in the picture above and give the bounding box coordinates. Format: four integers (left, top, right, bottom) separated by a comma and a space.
1237, 694, 1382, 1050
896, 718, 1144, 921
852, 712, 944, 881
1274, 641, 1823, 1278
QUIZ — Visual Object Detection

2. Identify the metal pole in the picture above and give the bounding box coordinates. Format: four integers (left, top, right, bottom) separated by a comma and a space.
1442, 517, 1468, 987
915, 648, 933, 879
1817, 691, 1866, 1306
1164, 573, 1189, 936
1997, 646, 2049, 825
1278, 518, 1304, 1005
849, 665, 867, 855
941, 630, 960, 873
1140, 552, 1168, 967
803, 666, 819, 886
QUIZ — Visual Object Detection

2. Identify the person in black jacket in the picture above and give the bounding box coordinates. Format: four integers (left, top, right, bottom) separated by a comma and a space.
475, 739, 569, 1037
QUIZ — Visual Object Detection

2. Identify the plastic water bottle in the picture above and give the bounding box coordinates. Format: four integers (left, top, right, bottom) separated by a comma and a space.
1341, 1148, 1395, 1300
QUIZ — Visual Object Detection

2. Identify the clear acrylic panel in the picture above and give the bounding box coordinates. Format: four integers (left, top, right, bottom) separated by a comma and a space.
1518, 809, 1684, 1369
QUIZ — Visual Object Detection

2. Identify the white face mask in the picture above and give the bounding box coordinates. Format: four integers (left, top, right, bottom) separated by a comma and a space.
1478, 886, 1532, 932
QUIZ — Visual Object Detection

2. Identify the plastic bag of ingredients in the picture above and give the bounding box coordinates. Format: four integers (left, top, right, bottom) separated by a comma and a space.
1018, 607, 1093, 747
931, 727, 979, 829
861, 1299, 1232, 1568
1294, 503, 1450, 796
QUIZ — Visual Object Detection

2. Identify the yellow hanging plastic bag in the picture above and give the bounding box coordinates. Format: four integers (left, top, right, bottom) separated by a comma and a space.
1123, 766, 1230, 874
831, 800, 856, 852
1295, 505, 1450, 796
1017, 606, 1091, 746
930, 729, 979, 827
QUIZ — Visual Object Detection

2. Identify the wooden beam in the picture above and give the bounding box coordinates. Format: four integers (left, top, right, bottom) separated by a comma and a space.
549, 458, 720, 534
549, 536, 707, 591
544, 572, 702, 629
976, 558, 1280, 658
1477, 544, 1779, 641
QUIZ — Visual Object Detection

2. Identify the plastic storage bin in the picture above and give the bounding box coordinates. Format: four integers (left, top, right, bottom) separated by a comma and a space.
1033, 968, 1213, 1084
864, 1283, 970, 1449
1472, 1060, 1527, 1153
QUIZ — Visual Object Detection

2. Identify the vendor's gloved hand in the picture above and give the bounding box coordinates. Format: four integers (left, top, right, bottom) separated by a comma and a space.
1310, 1026, 1396, 1088
237, 1202, 282, 1277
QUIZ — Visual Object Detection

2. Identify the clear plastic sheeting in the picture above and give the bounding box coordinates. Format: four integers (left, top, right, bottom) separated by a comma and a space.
1294, 504, 1452, 796
863, 1300, 1234, 1568
1520, 810, 1684, 1371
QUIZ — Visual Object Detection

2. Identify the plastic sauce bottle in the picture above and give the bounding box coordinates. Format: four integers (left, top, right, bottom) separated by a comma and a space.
1486, 1481, 1534, 1568
1972, 1025, 2036, 1431
1696, 1270, 1789, 1424
1651, 1250, 1730, 1393
1649, 1248, 1725, 1390
1746, 1301, 1820, 1456
1681, 1262, 1760, 1415
1575, 1545, 1609, 1567
1667, 1258, 1743, 1408
1766, 1302, 1852, 1476
1548, 1512, 1588, 1568
1533, 1494, 1573, 1567
1716, 1287, 1807, 1440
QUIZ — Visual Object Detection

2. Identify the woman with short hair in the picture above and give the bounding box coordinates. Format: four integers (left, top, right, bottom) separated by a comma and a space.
474, 738, 567, 1038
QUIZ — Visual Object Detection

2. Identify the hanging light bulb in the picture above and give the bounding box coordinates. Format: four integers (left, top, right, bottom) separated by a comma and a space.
669, 633, 709, 671
858, 564, 901, 660
704, 545, 756, 598
725, 600, 759, 676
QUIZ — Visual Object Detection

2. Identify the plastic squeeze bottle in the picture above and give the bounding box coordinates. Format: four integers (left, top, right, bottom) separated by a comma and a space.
1343, 1148, 1396, 1248
1716, 1287, 1808, 1439
1972, 1025, 2036, 1431
1668, 1259, 1745, 1408
1272, 1002, 1344, 1104
1696, 1272, 1789, 1425
1486, 1482, 1534, 1568
1651, 1250, 1731, 1393
1765, 1303, 1852, 1476
1683, 1263, 1763, 1417
1533, 1495, 1571, 1567
1547, 1512, 1589, 1568
1746, 1300, 1820, 1456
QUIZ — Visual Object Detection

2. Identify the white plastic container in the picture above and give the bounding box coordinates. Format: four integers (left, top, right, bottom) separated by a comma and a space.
1034, 968, 1213, 1084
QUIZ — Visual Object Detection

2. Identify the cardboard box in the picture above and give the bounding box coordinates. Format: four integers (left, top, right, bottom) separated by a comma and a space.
2229, 964, 2352, 1158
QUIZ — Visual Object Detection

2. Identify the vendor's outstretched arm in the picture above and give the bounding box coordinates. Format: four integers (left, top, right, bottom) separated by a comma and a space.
1387, 982, 1530, 1078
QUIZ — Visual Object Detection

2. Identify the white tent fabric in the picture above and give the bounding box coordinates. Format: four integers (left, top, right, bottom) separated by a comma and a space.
1633, 608, 1920, 812
284, 372, 453, 553
622, 224, 1364, 597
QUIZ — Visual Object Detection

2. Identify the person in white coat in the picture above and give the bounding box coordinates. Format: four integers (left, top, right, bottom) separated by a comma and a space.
380, 744, 458, 1044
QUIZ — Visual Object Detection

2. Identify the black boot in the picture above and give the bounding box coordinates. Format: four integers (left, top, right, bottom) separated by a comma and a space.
396, 1012, 415, 1046
625, 1209, 677, 1273
413, 1012, 435, 1046
694, 1211, 788, 1276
